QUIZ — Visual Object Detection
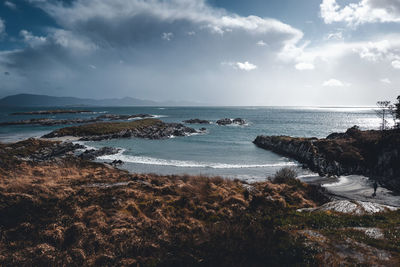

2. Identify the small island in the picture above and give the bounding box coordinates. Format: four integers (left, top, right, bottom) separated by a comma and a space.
11, 109, 92, 115
42, 118, 199, 140
0, 113, 155, 127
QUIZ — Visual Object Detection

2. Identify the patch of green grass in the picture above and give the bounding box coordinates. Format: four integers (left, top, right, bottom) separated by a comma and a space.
50, 118, 162, 137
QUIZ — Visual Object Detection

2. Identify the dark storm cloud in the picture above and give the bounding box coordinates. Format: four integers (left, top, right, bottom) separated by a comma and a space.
0, 0, 398, 105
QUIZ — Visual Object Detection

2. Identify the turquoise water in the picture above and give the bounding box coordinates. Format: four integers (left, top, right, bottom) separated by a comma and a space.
0, 106, 380, 181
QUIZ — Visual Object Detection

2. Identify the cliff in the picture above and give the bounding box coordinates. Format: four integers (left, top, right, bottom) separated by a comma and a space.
253, 126, 400, 191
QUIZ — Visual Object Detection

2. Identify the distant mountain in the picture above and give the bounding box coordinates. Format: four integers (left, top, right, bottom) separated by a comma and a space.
0, 94, 201, 107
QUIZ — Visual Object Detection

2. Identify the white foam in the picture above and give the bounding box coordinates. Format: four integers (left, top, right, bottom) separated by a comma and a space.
98, 152, 297, 169
152, 115, 168, 118
323, 176, 349, 187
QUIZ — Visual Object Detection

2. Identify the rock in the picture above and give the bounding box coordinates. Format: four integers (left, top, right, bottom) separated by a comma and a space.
297, 200, 398, 215
11, 110, 92, 115
79, 147, 121, 161
253, 128, 400, 192
216, 118, 246, 125
216, 118, 233, 125
0, 114, 154, 127
30, 142, 85, 161
0, 118, 99, 126
111, 160, 123, 166
43, 119, 200, 141
233, 118, 246, 125
183, 119, 210, 124
96, 114, 153, 120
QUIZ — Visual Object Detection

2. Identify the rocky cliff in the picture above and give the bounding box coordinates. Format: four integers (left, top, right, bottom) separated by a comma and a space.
253, 126, 400, 191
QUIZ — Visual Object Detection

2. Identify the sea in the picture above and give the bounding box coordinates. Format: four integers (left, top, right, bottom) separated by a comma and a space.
0, 106, 381, 183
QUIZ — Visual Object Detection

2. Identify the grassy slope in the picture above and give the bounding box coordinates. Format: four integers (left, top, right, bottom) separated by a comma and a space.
0, 140, 399, 266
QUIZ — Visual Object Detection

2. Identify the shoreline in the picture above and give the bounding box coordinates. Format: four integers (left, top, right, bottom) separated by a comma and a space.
1, 137, 399, 265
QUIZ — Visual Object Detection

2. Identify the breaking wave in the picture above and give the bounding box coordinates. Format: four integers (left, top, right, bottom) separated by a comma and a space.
98, 152, 297, 169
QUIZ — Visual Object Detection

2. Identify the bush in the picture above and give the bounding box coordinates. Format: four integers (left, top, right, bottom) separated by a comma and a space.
272, 168, 297, 184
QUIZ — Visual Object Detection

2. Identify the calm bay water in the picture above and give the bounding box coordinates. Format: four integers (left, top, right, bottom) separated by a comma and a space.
0, 106, 380, 182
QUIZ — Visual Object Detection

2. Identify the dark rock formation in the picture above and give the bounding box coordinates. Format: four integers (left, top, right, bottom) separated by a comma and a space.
42, 119, 198, 141
233, 118, 246, 125
216, 118, 246, 125
96, 114, 153, 120
0, 118, 99, 126
183, 119, 210, 124
253, 127, 400, 192
0, 114, 154, 126
79, 147, 120, 160
11, 110, 92, 115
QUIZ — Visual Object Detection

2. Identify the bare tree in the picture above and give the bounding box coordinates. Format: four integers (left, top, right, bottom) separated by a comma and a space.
392, 96, 400, 129
375, 101, 391, 131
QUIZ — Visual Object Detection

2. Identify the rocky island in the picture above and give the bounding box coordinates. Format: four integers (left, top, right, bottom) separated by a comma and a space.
11, 109, 92, 115
183, 118, 211, 124
42, 118, 199, 141
216, 118, 247, 125
0, 113, 154, 127
254, 126, 400, 192
0, 139, 399, 266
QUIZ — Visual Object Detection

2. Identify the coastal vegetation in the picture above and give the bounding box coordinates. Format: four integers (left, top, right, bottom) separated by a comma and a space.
42, 118, 198, 140
0, 139, 399, 266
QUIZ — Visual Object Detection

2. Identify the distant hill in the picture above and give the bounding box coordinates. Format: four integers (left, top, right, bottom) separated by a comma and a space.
0, 94, 200, 107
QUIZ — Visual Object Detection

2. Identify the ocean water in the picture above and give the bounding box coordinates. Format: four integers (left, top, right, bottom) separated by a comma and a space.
0, 106, 380, 182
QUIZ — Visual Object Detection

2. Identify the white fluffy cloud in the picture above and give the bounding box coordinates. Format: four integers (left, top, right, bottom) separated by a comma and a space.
325, 31, 343, 41
20, 30, 47, 47
392, 60, 400, 69
161, 32, 174, 41
320, 0, 400, 26
295, 62, 315, 70
236, 61, 257, 71
36, 0, 302, 40
256, 40, 267, 46
222, 61, 257, 71
280, 35, 400, 72
322, 79, 350, 87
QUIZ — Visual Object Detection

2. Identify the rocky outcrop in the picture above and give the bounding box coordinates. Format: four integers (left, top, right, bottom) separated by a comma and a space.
42, 119, 199, 141
216, 118, 246, 125
79, 147, 121, 160
96, 114, 153, 120
0, 118, 99, 126
0, 114, 154, 126
298, 200, 398, 215
254, 127, 400, 192
183, 119, 210, 124
11, 110, 92, 115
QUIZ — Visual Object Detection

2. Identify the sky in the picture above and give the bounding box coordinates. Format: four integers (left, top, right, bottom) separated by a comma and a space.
0, 0, 399, 106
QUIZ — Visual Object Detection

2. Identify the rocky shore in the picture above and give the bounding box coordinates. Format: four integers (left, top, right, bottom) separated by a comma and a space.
1, 138, 399, 266
253, 126, 400, 192
42, 118, 199, 141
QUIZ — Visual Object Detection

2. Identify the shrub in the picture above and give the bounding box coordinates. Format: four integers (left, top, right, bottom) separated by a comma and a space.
272, 168, 297, 184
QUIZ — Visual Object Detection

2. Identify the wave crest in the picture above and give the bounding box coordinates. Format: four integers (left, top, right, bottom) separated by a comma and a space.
98, 153, 297, 169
